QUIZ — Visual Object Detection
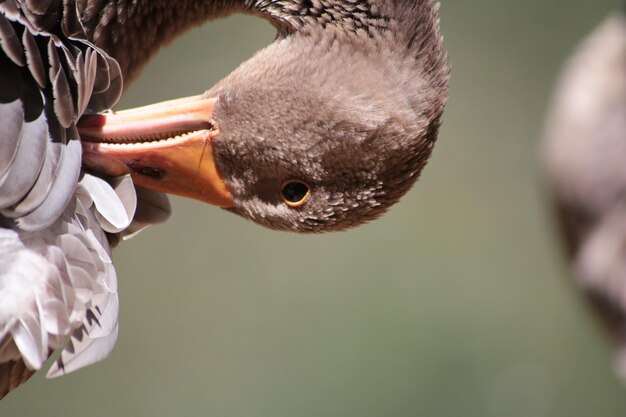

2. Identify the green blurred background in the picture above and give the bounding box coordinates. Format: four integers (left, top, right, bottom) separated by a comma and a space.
4, 0, 626, 416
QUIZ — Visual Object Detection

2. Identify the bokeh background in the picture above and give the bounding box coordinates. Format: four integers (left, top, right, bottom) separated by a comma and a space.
4, 0, 626, 416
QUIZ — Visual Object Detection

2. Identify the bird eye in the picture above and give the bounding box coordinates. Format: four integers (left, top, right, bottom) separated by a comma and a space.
280, 180, 311, 207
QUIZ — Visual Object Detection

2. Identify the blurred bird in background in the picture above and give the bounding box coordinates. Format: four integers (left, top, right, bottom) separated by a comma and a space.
0, 0, 448, 398
543, 8, 626, 377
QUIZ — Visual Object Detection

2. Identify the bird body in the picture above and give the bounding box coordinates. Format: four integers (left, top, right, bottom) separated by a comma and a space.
0, 0, 448, 398
543, 12, 626, 375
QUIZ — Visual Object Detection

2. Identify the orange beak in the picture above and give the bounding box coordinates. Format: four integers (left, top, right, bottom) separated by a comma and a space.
79, 95, 234, 208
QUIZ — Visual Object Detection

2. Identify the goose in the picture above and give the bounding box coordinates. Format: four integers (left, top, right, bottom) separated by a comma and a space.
543, 11, 626, 377
0, 0, 449, 398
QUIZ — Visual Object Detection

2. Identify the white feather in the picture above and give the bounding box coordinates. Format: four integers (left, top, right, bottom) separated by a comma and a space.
13, 313, 47, 370
0, 171, 129, 379
47, 323, 118, 378
81, 174, 134, 233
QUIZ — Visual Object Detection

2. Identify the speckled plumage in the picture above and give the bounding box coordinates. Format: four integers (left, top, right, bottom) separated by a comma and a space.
83, 0, 449, 232
213, 31, 447, 229
206, 0, 448, 232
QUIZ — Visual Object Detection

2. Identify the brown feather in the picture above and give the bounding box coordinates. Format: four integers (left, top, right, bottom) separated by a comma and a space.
0, 358, 36, 400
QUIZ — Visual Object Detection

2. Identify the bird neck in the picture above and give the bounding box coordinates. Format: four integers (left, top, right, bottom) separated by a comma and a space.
76, 0, 242, 83
76, 0, 391, 83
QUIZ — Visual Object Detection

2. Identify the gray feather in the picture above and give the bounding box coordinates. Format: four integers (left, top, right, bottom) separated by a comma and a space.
20, 0, 60, 30
47, 321, 118, 378
0, 1, 19, 17
48, 39, 75, 128
0, 111, 48, 207
4, 120, 65, 218
23, 0, 60, 16
119, 188, 171, 241
0, 12, 24, 66
87, 51, 123, 112
22, 28, 46, 89
0, 100, 23, 180
17, 138, 82, 231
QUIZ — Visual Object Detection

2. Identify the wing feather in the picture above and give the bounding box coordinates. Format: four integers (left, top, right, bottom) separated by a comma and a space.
0, 99, 24, 179
0, 111, 48, 207
22, 27, 46, 88
0, 0, 171, 399
0, 11, 23, 66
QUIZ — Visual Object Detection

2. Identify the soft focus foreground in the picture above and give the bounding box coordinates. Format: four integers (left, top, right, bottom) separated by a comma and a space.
3, 1, 626, 416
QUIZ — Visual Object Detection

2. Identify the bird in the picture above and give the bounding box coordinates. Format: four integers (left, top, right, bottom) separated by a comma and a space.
542, 10, 626, 377
0, 0, 449, 398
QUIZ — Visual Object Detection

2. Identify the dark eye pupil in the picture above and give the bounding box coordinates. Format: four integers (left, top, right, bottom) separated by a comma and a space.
282, 182, 309, 203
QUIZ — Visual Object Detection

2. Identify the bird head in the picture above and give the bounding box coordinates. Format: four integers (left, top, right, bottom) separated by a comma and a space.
81, 15, 448, 233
